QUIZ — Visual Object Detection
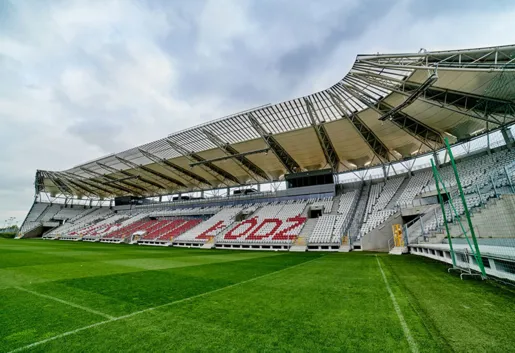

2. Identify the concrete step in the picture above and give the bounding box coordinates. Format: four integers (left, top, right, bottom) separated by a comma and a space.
299, 218, 318, 238
389, 246, 408, 255
338, 245, 351, 252
330, 194, 342, 215
290, 245, 307, 252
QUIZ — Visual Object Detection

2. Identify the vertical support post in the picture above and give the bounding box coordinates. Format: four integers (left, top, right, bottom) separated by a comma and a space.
490, 175, 498, 197
444, 138, 486, 278
443, 149, 448, 164
382, 164, 387, 182
501, 127, 514, 150
403, 224, 409, 246
431, 159, 457, 267
486, 127, 491, 154
505, 166, 514, 193
433, 151, 440, 167
476, 185, 483, 206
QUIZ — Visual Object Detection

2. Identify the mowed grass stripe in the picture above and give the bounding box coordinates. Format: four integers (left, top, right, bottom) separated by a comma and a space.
3, 240, 515, 352
26, 252, 321, 316
0, 288, 103, 353
380, 255, 515, 352
9, 256, 324, 353
13, 286, 114, 320
376, 256, 418, 353
17, 253, 428, 353
0, 249, 282, 289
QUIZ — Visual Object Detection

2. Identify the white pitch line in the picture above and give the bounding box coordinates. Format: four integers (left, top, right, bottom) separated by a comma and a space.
376, 256, 419, 353
14, 286, 114, 320
9, 256, 323, 353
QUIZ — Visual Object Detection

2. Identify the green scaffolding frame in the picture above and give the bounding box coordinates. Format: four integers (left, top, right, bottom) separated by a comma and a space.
430, 138, 487, 279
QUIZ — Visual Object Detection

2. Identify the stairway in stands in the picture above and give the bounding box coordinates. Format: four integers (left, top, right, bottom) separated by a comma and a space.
330, 193, 342, 215
347, 182, 370, 245
290, 218, 317, 252
386, 176, 410, 210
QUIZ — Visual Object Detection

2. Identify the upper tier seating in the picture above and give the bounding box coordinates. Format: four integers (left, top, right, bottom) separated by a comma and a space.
20, 203, 49, 234
308, 191, 359, 244
408, 149, 515, 237
395, 171, 432, 208
360, 177, 404, 236
310, 198, 334, 214
53, 207, 92, 221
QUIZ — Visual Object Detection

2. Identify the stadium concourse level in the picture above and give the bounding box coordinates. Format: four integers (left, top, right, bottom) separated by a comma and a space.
19, 145, 515, 251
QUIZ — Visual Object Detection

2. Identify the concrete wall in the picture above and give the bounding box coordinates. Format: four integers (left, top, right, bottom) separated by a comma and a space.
277, 183, 335, 197
447, 194, 515, 238
360, 212, 404, 252
401, 204, 438, 217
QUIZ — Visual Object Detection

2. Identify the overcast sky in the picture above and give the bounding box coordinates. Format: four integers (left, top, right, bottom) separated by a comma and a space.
1, 0, 515, 226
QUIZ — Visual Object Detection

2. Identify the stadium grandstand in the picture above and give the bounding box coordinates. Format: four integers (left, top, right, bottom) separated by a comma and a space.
17, 44, 515, 281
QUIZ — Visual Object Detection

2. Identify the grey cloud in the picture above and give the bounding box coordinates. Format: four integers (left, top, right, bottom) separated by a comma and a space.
169, 0, 398, 107
67, 119, 129, 152
407, 0, 515, 19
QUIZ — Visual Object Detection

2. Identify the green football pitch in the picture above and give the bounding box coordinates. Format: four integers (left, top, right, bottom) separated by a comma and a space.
1, 239, 515, 353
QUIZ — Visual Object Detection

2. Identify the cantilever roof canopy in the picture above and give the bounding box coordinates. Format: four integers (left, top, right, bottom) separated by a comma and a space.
37, 44, 515, 199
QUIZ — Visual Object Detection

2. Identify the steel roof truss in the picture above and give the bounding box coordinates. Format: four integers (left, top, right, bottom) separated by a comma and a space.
166, 139, 240, 186
44, 171, 74, 196
64, 172, 120, 196
138, 148, 212, 187
351, 72, 510, 126
341, 82, 443, 149
95, 162, 154, 193
202, 129, 270, 181
327, 89, 391, 163
247, 113, 301, 174
304, 97, 341, 171
54, 172, 98, 198
115, 156, 186, 189
79, 167, 142, 195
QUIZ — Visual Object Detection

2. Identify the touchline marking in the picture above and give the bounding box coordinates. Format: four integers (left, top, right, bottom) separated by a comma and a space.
9, 256, 323, 353
376, 256, 418, 353
14, 286, 114, 320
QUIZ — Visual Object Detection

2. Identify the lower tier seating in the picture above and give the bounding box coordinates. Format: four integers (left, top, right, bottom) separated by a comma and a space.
218, 202, 307, 244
